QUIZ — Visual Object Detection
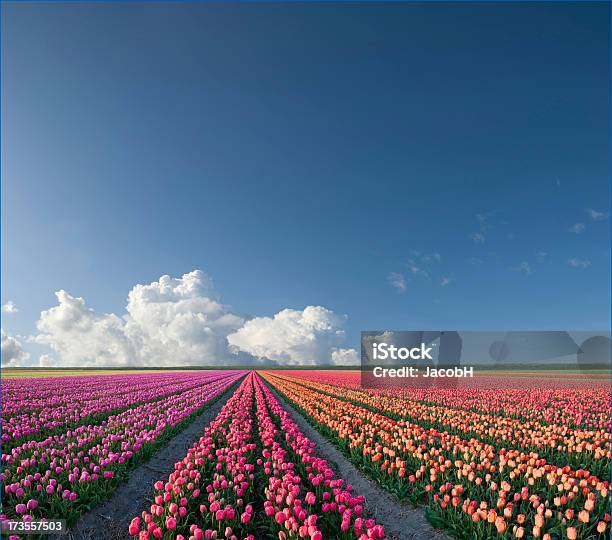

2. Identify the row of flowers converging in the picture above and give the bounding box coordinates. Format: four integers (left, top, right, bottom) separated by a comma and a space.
272, 372, 610, 477
285, 371, 610, 431
1, 372, 243, 531
2, 372, 238, 446
128, 372, 386, 540
254, 374, 385, 540
260, 372, 611, 540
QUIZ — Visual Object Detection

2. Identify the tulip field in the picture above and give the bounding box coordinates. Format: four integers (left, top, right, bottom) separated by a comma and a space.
261, 371, 611, 540
1, 371, 244, 532
127, 372, 386, 540
0, 369, 610, 540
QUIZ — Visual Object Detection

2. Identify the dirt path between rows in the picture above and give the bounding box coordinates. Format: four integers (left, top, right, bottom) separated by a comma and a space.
60, 382, 239, 540
266, 384, 451, 540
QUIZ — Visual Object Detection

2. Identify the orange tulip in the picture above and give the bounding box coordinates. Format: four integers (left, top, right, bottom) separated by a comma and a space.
578, 510, 590, 523
495, 517, 507, 533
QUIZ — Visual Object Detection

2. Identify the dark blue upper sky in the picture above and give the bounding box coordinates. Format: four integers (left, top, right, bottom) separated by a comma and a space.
2, 2, 610, 355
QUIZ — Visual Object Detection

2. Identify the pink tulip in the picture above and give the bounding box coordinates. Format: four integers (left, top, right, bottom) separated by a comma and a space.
275, 511, 286, 525
129, 517, 140, 535
165, 516, 176, 531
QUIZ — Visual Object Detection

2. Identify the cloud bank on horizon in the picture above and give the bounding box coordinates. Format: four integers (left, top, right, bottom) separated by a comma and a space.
1, 329, 30, 367
1, 270, 358, 368
228, 306, 357, 366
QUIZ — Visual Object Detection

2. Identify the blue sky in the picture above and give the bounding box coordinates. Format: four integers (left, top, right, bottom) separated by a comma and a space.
1, 2, 610, 365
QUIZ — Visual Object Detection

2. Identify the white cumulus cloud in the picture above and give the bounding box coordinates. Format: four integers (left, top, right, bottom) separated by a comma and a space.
227, 306, 348, 366
569, 223, 585, 234
331, 347, 359, 365
1, 329, 30, 366
38, 354, 57, 367
2, 301, 18, 314
35, 290, 137, 367
29, 270, 356, 368
123, 271, 245, 366
34, 270, 246, 367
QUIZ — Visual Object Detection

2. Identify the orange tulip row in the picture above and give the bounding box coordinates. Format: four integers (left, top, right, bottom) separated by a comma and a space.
280, 370, 610, 430
261, 372, 611, 540
265, 372, 610, 477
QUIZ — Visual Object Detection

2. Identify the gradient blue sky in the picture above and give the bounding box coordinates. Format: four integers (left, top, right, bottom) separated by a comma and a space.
2, 2, 610, 360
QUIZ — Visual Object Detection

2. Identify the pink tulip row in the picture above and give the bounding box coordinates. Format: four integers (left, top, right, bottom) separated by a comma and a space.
2, 372, 237, 445
253, 374, 386, 540
128, 373, 386, 539
1, 371, 243, 529
129, 374, 258, 540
